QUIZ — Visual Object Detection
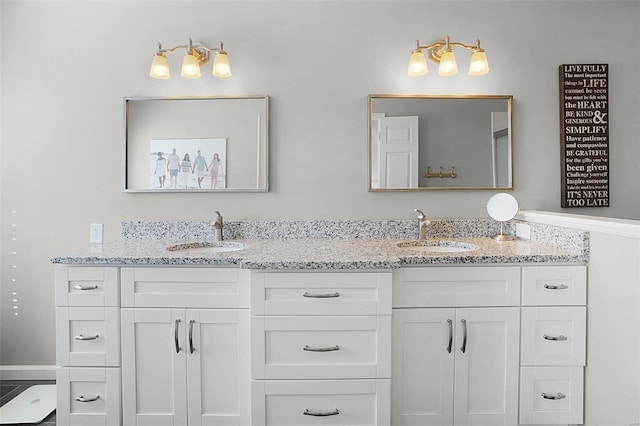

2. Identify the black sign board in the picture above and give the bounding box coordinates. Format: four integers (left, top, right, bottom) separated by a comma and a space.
559, 64, 609, 208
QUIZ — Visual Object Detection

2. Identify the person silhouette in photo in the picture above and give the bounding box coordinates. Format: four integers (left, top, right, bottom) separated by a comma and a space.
192, 150, 208, 189
209, 153, 222, 188
154, 152, 167, 188
167, 148, 180, 189
180, 153, 192, 189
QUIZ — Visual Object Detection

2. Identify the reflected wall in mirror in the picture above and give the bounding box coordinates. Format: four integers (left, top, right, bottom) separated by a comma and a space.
124, 95, 269, 192
368, 94, 513, 191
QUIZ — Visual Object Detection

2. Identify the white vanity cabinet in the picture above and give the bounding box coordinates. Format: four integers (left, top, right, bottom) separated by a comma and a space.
519, 265, 587, 425
54, 266, 122, 426
392, 267, 521, 426
120, 267, 251, 426
249, 271, 392, 426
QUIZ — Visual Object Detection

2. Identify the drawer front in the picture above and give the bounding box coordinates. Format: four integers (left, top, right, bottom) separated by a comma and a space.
56, 307, 120, 367
55, 267, 119, 307
120, 267, 248, 308
251, 271, 392, 316
522, 266, 586, 306
521, 307, 586, 366
393, 266, 521, 308
252, 316, 391, 380
251, 379, 390, 426
56, 367, 121, 426
519, 366, 584, 425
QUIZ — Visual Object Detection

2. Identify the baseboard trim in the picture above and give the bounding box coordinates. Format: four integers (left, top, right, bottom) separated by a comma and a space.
0, 365, 56, 381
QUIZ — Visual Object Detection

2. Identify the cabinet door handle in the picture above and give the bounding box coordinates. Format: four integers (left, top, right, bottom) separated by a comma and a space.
544, 283, 568, 290
543, 334, 568, 341
74, 334, 99, 341
303, 345, 340, 352
189, 320, 195, 354
174, 319, 181, 353
303, 408, 340, 416
460, 319, 467, 353
542, 392, 566, 400
75, 395, 100, 403
73, 284, 98, 291
446, 319, 453, 353
303, 292, 340, 298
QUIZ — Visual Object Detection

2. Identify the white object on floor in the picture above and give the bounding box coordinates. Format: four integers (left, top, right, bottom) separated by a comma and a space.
0, 385, 56, 424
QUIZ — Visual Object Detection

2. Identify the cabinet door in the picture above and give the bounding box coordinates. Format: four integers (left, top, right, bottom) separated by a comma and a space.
453, 308, 520, 426
392, 308, 455, 426
121, 308, 187, 426
186, 309, 250, 426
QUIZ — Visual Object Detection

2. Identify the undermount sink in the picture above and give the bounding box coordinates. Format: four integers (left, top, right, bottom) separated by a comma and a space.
397, 240, 480, 253
166, 241, 247, 254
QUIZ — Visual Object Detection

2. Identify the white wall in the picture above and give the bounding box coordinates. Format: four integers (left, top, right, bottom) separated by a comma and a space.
586, 232, 640, 425
1, 0, 639, 370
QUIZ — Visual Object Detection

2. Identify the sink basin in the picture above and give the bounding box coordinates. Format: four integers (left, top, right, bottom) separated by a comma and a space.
397, 240, 479, 253
166, 241, 247, 254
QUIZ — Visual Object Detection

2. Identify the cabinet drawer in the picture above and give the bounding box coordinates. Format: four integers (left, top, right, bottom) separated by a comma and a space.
252, 316, 391, 379
56, 307, 120, 367
519, 366, 584, 425
55, 267, 119, 307
521, 307, 586, 366
522, 266, 586, 306
393, 267, 521, 307
121, 267, 249, 308
56, 367, 121, 426
251, 379, 390, 426
251, 271, 392, 315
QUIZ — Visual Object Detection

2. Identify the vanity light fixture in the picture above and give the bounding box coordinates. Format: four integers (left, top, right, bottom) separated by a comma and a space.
408, 35, 489, 77
149, 38, 232, 79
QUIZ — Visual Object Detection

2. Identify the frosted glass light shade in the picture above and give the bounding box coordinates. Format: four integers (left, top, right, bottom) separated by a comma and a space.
469, 50, 489, 76
408, 50, 428, 76
438, 50, 458, 76
181, 54, 201, 78
212, 52, 232, 78
149, 54, 170, 79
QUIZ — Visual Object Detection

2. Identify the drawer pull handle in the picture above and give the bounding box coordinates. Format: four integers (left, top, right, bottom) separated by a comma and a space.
73, 284, 98, 291
74, 334, 99, 341
303, 292, 340, 298
544, 284, 568, 290
543, 334, 567, 341
189, 320, 195, 354
75, 395, 100, 403
446, 319, 453, 353
542, 392, 566, 400
460, 319, 468, 353
303, 408, 340, 417
174, 319, 181, 354
303, 345, 340, 352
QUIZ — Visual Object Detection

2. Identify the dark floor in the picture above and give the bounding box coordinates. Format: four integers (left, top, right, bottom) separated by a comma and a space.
0, 380, 56, 425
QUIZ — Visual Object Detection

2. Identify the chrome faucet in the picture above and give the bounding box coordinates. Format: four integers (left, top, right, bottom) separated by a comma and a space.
212, 210, 223, 241
414, 209, 432, 240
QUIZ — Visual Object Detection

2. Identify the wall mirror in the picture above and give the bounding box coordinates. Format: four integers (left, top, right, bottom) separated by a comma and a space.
124, 95, 269, 192
368, 94, 513, 191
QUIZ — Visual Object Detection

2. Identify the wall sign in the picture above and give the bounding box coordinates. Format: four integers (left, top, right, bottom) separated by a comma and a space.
559, 64, 609, 208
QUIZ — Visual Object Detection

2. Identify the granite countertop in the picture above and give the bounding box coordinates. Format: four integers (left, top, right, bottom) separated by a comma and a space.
50, 236, 587, 269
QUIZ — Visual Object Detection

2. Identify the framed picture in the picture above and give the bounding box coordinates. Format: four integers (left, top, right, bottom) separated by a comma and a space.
150, 138, 227, 190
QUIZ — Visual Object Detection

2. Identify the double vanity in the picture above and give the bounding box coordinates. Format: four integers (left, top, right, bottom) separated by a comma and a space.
51, 218, 588, 426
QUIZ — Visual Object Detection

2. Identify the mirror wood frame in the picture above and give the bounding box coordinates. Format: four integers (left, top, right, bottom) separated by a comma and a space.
368, 94, 514, 192
123, 95, 269, 193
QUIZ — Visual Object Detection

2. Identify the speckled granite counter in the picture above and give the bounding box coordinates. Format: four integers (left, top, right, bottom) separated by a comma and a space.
51, 219, 588, 269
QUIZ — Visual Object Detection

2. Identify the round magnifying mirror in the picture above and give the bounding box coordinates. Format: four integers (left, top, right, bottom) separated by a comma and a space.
486, 193, 519, 241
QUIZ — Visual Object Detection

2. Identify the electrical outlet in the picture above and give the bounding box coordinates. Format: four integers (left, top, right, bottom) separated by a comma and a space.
516, 223, 531, 240
89, 223, 104, 244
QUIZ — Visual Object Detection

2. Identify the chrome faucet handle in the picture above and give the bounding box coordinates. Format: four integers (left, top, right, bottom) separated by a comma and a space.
414, 209, 427, 220
212, 210, 223, 241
